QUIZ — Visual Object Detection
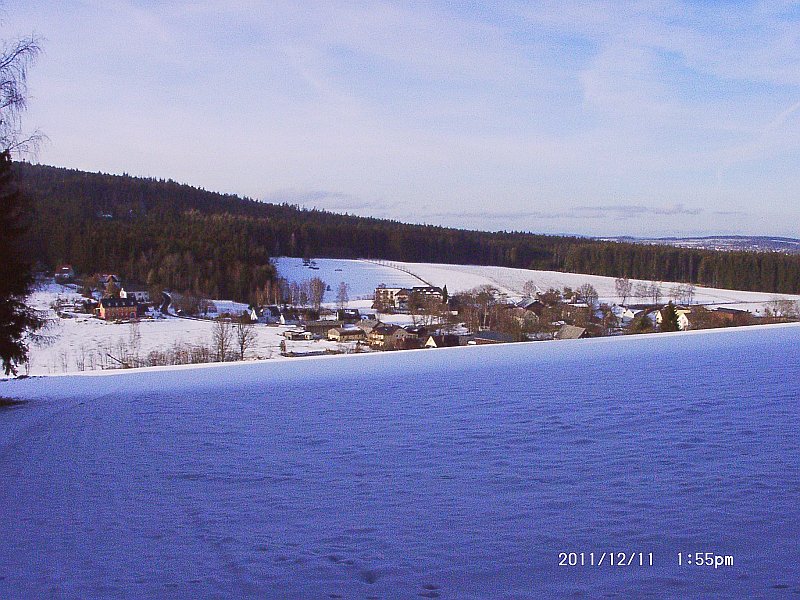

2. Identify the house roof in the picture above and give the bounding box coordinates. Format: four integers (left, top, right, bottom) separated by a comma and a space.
472, 331, 516, 343
554, 324, 586, 340
425, 334, 460, 347
329, 326, 365, 335
284, 329, 310, 337
372, 324, 401, 335
404, 326, 428, 335
515, 298, 543, 310
714, 307, 751, 315
100, 297, 138, 308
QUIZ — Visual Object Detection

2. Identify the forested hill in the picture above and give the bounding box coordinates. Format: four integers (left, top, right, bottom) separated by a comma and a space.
14, 162, 800, 302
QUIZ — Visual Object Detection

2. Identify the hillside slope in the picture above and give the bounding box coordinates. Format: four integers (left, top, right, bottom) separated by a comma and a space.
14, 162, 800, 301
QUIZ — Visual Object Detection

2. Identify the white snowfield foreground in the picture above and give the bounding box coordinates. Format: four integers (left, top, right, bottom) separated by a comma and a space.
1, 323, 799, 598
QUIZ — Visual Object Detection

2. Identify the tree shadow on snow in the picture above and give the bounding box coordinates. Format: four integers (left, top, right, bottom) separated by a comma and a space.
0, 396, 28, 409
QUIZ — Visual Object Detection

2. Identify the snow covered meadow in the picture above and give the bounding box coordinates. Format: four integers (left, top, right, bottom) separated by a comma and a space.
2, 323, 799, 597
277, 256, 800, 313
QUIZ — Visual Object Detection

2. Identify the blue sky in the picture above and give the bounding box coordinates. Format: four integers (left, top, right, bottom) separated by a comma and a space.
5, 0, 800, 237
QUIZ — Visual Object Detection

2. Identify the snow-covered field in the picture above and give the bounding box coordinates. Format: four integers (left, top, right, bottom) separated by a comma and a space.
386, 260, 800, 308
2, 324, 799, 597
273, 257, 425, 299
24, 284, 361, 376
277, 256, 800, 308
22, 258, 800, 376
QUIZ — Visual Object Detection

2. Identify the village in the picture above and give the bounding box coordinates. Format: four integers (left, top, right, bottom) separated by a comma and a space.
33, 259, 799, 375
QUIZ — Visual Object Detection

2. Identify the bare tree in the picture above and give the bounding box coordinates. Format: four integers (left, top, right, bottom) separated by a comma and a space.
1, 36, 43, 154
614, 277, 632, 305
668, 283, 695, 305
74, 344, 87, 372
456, 285, 501, 332
128, 320, 141, 367
409, 294, 446, 328
235, 318, 257, 360
633, 281, 650, 302
0, 35, 45, 374
287, 281, 299, 306
648, 281, 663, 305
308, 277, 326, 311
769, 298, 800, 319
175, 294, 201, 316
298, 280, 310, 306
635, 281, 662, 304
576, 283, 599, 308
212, 318, 233, 362
682, 283, 696, 305
522, 280, 538, 298
336, 281, 350, 309
598, 304, 618, 335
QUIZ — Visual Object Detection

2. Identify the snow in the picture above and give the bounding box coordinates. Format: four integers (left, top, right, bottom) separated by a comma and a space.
23, 286, 365, 375
273, 257, 425, 299
207, 299, 249, 316
277, 256, 800, 308
21, 259, 800, 376
387, 260, 800, 307
2, 323, 799, 597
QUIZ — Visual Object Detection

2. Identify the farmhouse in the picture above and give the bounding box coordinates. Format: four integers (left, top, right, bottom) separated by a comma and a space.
424, 334, 461, 348
54, 264, 75, 283
516, 297, 545, 316
656, 306, 692, 330
120, 286, 150, 303
410, 286, 444, 301
373, 287, 409, 310
337, 308, 361, 323
284, 329, 314, 341
368, 324, 416, 349
611, 305, 637, 325
304, 320, 344, 336
714, 307, 752, 325
328, 326, 367, 342
98, 297, 140, 321
356, 319, 382, 335
250, 305, 282, 324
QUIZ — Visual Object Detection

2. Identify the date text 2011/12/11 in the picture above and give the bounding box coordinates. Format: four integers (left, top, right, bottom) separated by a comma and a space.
558, 552, 654, 566
678, 552, 734, 568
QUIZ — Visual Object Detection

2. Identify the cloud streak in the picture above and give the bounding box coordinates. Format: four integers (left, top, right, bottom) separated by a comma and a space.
424, 203, 705, 222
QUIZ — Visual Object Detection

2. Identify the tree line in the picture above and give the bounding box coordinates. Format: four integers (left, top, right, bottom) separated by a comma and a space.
15, 162, 800, 305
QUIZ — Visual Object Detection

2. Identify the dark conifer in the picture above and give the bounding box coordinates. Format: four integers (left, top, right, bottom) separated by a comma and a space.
660, 301, 681, 332
0, 151, 44, 374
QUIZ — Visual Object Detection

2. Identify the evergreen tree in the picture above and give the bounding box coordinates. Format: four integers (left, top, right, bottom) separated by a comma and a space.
630, 312, 654, 334
0, 33, 43, 374
660, 301, 681, 332
0, 151, 44, 374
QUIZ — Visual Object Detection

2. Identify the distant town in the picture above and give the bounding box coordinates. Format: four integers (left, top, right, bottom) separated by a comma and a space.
38, 257, 800, 374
